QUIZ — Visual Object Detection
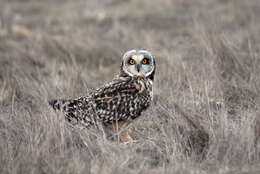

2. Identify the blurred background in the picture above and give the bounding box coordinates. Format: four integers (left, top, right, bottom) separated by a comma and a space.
1, 0, 260, 173
1, 0, 259, 99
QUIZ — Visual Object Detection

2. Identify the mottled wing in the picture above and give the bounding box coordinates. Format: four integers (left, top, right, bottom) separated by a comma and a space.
49, 77, 152, 126
92, 77, 151, 123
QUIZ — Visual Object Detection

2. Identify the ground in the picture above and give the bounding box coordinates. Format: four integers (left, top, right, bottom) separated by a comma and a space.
0, 0, 260, 173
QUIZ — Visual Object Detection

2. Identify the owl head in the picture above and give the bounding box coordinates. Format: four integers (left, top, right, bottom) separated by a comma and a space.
120, 49, 156, 80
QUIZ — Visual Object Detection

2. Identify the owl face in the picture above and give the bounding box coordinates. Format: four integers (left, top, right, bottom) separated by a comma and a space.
122, 49, 155, 77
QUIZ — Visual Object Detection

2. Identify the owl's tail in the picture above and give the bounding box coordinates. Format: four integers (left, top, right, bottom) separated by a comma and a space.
49, 99, 70, 111
49, 99, 79, 124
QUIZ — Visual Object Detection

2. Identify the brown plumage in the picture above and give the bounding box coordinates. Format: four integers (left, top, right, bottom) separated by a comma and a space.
49, 49, 156, 142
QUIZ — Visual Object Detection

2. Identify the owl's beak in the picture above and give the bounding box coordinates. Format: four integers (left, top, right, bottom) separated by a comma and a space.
136, 64, 141, 72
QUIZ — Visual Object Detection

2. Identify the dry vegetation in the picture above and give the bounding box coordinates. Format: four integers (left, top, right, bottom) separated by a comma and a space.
1, 0, 260, 173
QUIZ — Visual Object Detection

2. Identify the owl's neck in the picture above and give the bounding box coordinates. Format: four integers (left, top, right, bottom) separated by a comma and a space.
118, 69, 155, 81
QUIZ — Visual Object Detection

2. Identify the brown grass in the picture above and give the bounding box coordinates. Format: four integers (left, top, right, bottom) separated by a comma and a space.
1, 0, 260, 173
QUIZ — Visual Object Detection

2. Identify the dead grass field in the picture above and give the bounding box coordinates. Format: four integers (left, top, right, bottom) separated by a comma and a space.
1, 0, 260, 173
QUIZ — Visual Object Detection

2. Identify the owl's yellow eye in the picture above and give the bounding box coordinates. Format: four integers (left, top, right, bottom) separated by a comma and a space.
142, 58, 148, 64
129, 59, 135, 65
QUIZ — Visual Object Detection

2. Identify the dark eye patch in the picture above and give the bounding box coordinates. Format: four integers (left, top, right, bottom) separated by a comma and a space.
128, 58, 135, 65
142, 57, 150, 64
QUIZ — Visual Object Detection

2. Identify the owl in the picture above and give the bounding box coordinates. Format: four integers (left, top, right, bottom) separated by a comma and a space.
49, 49, 156, 142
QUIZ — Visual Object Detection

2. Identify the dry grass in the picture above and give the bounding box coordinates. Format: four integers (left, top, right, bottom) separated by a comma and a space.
1, 0, 260, 173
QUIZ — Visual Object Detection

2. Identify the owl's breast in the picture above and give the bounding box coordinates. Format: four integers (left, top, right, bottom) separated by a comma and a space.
127, 77, 153, 119
92, 76, 153, 122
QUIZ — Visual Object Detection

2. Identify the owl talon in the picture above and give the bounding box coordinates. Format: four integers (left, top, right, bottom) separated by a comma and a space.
120, 133, 133, 143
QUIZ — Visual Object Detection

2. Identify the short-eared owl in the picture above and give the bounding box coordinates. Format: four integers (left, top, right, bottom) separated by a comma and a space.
49, 49, 156, 142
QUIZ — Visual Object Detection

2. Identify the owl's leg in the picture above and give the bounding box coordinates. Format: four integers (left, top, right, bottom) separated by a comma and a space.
113, 120, 133, 143
120, 133, 133, 143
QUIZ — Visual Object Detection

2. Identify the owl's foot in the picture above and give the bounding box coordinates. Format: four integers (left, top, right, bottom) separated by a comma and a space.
120, 133, 133, 143
112, 120, 134, 143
